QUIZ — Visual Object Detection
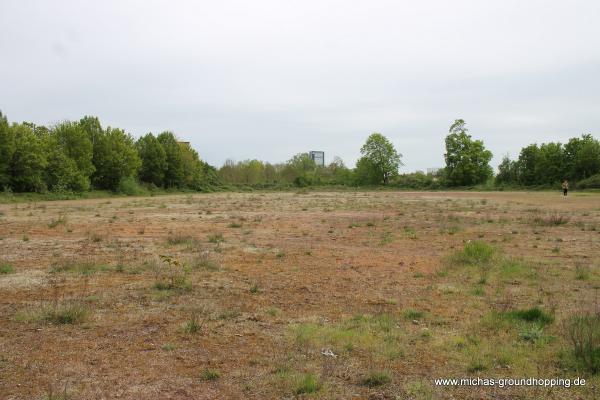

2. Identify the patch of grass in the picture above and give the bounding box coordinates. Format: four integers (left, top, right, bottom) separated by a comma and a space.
404, 380, 433, 400
47, 214, 67, 228
505, 307, 554, 325
361, 371, 391, 387
450, 241, 496, 266
266, 307, 280, 317
167, 233, 194, 245
403, 309, 424, 320
182, 316, 201, 334
291, 314, 402, 358
199, 369, 220, 381
162, 343, 176, 351
228, 222, 242, 228
294, 373, 321, 394
531, 214, 570, 226
154, 276, 191, 292
51, 261, 110, 275
16, 302, 90, 325
575, 264, 591, 280
207, 233, 224, 244
0, 263, 15, 274
404, 225, 417, 239
188, 252, 221, 271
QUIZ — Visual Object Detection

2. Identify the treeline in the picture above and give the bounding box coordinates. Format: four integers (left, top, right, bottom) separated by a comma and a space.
2, 112, 599, 194
218, 120, 600, 190
0, 111, 218, 194
496, 134, 600, 188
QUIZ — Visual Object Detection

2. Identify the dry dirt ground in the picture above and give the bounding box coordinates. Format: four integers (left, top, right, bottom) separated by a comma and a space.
1, 191, 600, 399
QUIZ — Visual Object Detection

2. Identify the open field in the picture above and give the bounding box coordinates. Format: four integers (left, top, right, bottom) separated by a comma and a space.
1, 191, 600, 399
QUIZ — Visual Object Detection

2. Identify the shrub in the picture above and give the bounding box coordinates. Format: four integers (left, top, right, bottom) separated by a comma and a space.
564, 313, 600, 373
117, 176, 147, 196
576, 173, 600, 189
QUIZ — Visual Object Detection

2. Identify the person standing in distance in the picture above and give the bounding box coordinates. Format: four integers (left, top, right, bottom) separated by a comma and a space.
562, 179, 569, 196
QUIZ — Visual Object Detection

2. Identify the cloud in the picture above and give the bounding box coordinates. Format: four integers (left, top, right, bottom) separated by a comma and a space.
1, 0, 599, 171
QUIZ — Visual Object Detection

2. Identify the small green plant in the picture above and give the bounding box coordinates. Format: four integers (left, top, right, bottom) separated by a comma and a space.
183, 315, 201, 334
295, 373, 321, 394
199, 369, 220, 381
519, 324, 545, 343
228, 222, 242, 228
162, 343, 176, 351
0, 263, 15, 274
404, 225, 417, 239
361, 371, 391, 387
250, 282, 260, 293
575, 264, 591, 280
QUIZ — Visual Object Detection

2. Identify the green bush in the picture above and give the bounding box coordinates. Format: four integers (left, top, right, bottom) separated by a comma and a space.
577, 173, 600, 189
117, 177, 147, 196
565, 313, 600, 373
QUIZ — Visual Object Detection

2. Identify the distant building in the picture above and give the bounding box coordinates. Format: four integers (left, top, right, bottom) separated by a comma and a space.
309, 151, 325, 166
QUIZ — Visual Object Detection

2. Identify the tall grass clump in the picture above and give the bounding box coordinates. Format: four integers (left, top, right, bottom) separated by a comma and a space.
295, 373, 321, 394
450, 241, 496, 267
564, 313, 600, 373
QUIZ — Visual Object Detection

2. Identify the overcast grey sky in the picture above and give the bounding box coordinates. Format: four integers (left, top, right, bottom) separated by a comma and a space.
1, 0, 599, 171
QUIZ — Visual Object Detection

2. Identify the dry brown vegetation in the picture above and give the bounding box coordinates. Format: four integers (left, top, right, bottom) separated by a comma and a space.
1, 191, 600, 399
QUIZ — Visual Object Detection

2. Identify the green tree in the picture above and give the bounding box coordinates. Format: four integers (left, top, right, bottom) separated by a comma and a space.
536, 142, 565, 184
137, 133, 168, 187
564, 134, 600, 180
0, 111, 15, 190
516, 144, 541, 186
354, 157, 380, 185
51, 121, 95, 183
180, 142, 206, 189
443, 120, 492, 186
356, 133, 402, 185
282, 153, 317, 186
92, 127, 141, 190
495, 155, 518, 185
157, 132, 185, 188
43, 133, 89, 192
9, 123, 47, 192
